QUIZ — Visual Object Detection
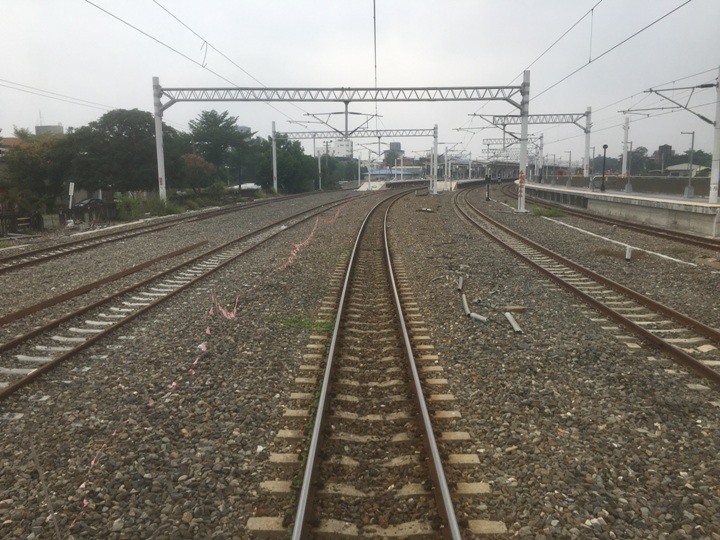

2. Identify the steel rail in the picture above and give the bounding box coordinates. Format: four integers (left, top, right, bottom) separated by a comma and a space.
0, 223, 175, 273
0, 192, 319, 272
383, 198, 462, 539
292, 189, 460, 539
455, 189, 720, 389
0, 241, 207, 352
0, 242, 206, 331
0, 197, 353, 401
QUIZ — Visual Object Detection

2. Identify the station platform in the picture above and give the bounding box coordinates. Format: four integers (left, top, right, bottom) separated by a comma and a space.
523, 182, 720, 238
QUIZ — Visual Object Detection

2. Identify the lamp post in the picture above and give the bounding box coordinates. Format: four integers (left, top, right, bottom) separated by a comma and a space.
565, 150, 572, 187
681, 130, 695, 198
601, 144, 608, 192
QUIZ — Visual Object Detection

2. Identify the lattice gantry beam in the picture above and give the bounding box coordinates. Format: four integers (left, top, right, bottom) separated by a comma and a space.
159, 86, 523, 112
276, 128, 435, 140
480, 113, 588, 131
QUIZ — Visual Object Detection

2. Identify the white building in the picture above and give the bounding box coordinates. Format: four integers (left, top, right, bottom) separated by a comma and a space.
331, 139, 353, 158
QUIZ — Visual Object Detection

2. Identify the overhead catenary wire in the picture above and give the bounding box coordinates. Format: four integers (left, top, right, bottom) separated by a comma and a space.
464, 0, 698, 156
533, 0, 694, 102
151, 0, 313, 127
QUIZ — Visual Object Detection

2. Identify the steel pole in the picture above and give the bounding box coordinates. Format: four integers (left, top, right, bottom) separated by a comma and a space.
621, 116, 629, 178
566, 150, 571, 187
271, 121, 278, 193
682, 131, 695, 198
152, 77, 167, 202
583, 106, 592, 178
710, 65, 720, 203
432, 124, 438, 194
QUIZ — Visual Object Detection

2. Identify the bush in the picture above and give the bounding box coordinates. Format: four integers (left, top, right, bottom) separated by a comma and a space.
115, 193, 183, 221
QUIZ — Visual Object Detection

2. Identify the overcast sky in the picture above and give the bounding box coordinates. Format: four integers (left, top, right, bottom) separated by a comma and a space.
2, 0, 719, 166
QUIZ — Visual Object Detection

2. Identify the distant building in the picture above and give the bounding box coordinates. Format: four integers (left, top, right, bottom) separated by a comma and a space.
35, 124, 64, 136
657, 144, 672, 161
331, 139, 353, 158
665, 163, 708, 178
389, 142, 402, 153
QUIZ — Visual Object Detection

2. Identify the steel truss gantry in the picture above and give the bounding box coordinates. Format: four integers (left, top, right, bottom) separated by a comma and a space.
276, 128, 436, 140
153, 75, 529, 204
476, 108, 592, 180
275, 128, 437, 191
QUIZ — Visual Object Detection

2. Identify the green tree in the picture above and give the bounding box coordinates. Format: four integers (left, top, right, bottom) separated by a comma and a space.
256, 136, 316, 193
629, 146, 649, 175
69, 109, 189, 193
384, 149, 402, 172
188, 110, 250, 176
179, 153, 217, 193
3, 132, 74, 212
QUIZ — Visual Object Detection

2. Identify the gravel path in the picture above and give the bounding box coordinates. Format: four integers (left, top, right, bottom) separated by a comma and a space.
1, 187, 719, 539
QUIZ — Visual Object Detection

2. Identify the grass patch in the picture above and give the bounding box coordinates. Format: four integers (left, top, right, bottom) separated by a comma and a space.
530, 206, 565, 217
281, 316, 334, 332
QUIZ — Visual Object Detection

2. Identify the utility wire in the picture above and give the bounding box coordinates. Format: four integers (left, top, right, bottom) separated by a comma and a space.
0, 78, 114, 109
0, 82, 111, 111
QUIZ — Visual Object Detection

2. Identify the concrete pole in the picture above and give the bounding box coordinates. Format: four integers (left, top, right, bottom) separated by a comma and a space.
357, 156, 361, 188
710, 65, 720, 203
152, 77, 167, 202
468, 152, 472, 180
583, 106, 592, 178
621, 116, 629, 178
518, 70, 530, 212
432, 124, 438, 195
271, 121, 278, 193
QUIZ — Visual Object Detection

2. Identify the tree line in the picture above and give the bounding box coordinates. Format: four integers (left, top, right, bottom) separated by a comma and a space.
588, 145, 712, 176
0, 109, 361, 213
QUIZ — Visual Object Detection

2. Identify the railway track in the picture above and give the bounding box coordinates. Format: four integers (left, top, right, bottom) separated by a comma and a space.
288, 193, 462, 539
455, 187, 720, 389
0, 197, 352, 399
0, 193, 313, 274
499, 183, 720, 252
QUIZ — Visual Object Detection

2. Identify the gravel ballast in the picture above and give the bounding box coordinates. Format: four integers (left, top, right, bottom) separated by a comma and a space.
1, 186, 719, 539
